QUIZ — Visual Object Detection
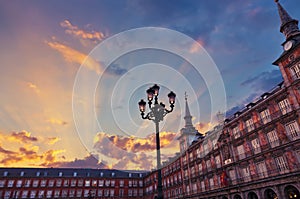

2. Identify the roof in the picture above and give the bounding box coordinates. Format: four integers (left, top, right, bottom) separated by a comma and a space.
0, 167, 148, 178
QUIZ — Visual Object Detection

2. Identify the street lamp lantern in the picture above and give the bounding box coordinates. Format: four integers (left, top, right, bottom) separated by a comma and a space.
138, 99, 146, 113
138, 84, 176, 199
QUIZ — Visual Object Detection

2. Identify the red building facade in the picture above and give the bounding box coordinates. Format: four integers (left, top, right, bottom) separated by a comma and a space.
1, 1, 300, 199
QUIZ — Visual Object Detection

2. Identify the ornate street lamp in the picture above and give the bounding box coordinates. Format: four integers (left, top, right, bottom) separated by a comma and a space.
138, 84, 176, 199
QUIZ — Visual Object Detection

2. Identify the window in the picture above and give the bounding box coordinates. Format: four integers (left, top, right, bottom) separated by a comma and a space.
48, 180, 54, 187
241, 166, 251, 182
228, 170, 237, 185
62, 190, 68, 198
22, 190, 29, 199
129, 180, 132, 187
139, 180, 143, 187
38, 190, 45, 198
46, 190, 52, 198
232, 126, 241, 139
267, 130, 279, 147
119, 189, 124, 197
110, 189, 114, 197
291, 63, 300, 80
100, 172, 103, 177
58, 172, 63, 177
41, 180, 47, 187
237, 145, 245, 159
92, 180, 97, 187
105, 180, 110, 187
78, 179, 83, 186
256, 161, 268, 178
0, 180, 5, 187
104, 189, 109, 197
209, 178, 214, 189
111, 180, 115, 187
71, 179, 76, 187
69, 190, 75, 197
84, 189, 89, 197
32, 180, 39, 187
73, 172, 77, 177
260, 109, 271, 124
30, 190, 37, 198
215, 155, 221, 168
4, 191, 11, 199
16, 180, 22, 187
56, 179, 62, 187
97, 189, 103, 197
198, 163, 202, 174
3, 171, 8, 176
129, 173, 132, 177
25, 179, 31, 187
76, 189, 82, 198
20, 171, 24, 176
98, 180, 104, 187
54, 190, 60, 198
119, 180, 124, 187
201, 181, 205, 191
8, 180, 14, 187
251, 138, 261, 154
85, 180, 90, 187
36, 171, 40, 177
279, 98, 292, 114
275, 156, 289, 173
196, 148, 201, 158
139, 189, 143, 196
285, 121, 300, 140
206, 160, 211, 171
63, 179, 69, 187
128, 189, 132, 196
246, 118, 255, 132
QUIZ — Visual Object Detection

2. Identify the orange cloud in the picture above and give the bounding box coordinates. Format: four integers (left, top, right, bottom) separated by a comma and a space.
189, 39, 205, 53
27, 82, 40, 94
47, 137, 61, 145
9, 131, 38, 143
60, 20, 105, 42
94, 131, 177, 153
46, 41, 103, 74
46, 118, 68, 126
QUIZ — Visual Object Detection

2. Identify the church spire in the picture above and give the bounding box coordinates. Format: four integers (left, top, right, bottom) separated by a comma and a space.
184, 92, 193, 128
275, 0, 300, 40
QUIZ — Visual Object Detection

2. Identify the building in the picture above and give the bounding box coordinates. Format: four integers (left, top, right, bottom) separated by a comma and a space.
1, 1, 300, 199
0, 168, 146, 198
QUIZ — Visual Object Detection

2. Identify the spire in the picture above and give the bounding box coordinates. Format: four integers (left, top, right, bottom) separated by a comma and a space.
275, 0, 300, 40
184, 92, 193, 127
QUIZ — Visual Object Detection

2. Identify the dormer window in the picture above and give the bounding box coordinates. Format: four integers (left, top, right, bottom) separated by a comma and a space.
3, 171, 8, 176
112, 172, 115, 177
20, 171, 24, 176
59, 172, 63, 177
73, 172, 77, 177
36, 172, 40, 177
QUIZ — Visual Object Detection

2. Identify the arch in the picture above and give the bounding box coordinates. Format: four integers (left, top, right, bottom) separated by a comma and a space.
247, 191, 258, 199
264, 188, 278, 199
222, 196, 228, 199
284, 185, 300, 199
234, 194, 242, 199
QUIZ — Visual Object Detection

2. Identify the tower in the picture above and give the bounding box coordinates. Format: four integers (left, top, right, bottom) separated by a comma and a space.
177, 93, 203, 153
273, 0, 300, 110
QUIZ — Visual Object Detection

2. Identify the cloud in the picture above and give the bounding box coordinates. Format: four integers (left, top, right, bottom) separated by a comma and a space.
47, 137, 61, 145
94, 131, 177, 153
46, 118, 68, 126
105, 63, 127, 76
0, 131, 66, 167
241, 69, 283, 92
9, 131, 38, 143
60, 20, 105, 42
27, 82, 40, 94
45, 154, 108, 169
195, 122, 213, 133
46, 41, 103, 74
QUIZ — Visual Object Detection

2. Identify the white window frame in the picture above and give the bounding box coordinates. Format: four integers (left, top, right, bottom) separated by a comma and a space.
251, 138, 261, 154
278, 98, 292, 115
267, 130, 279, 148
233, 126, 241, 139
285, 121, 300, 140
260, 109, 271, 124
275, 156, 289, 173
246, 118, 255, 132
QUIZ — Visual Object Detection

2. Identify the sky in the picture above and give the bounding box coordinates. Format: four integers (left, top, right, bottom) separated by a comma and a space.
0, 0, 299, 170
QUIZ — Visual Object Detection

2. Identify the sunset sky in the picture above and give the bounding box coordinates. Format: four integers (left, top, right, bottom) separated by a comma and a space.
0, 0, 299, 170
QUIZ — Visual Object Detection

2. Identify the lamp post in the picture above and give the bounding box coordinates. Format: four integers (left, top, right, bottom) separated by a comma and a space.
138, 84, 176, 199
